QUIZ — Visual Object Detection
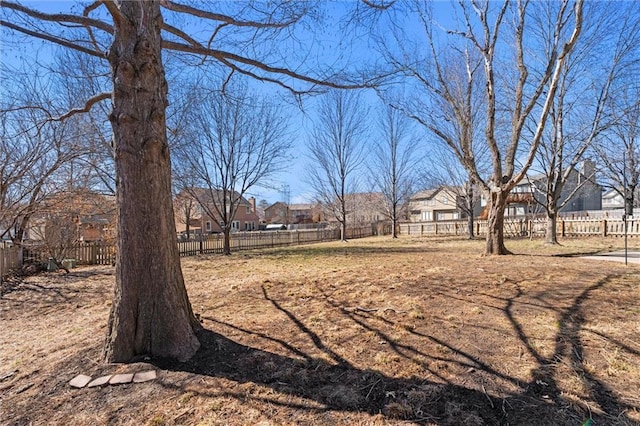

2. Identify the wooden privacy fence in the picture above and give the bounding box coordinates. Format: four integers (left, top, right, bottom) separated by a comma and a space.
16, 225, 376, 267
177, 228, 342, 256
23, 242, 117, 266
1, 244, 22, 280
400, 217, 640, 238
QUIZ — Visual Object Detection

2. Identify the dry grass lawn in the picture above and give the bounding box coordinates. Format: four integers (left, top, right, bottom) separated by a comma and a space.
1, 236, 640, 425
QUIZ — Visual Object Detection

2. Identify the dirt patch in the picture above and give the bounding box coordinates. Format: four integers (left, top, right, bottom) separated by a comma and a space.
1, 236, 639, 425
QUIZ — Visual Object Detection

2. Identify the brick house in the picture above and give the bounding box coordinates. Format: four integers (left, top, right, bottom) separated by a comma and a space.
25, 190, 116, 243
264, 202, 323, 225
174, 188, 260, 237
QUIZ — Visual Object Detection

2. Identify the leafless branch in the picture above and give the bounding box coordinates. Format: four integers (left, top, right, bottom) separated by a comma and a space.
159, 0, 303, 28
0, 20, 106, 58
1, 1, 113, 33
50, 92, 112, 122
162, 40, 374, 90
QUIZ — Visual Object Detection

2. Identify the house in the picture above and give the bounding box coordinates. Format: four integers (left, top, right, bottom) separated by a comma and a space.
342, 192, 387, 227
602, 189, 624, 210
264, 202, 323, 225
497, 160, 602, 217
174, 188, 260, 237
25, 190, 116, 243
409, 186, 478, 222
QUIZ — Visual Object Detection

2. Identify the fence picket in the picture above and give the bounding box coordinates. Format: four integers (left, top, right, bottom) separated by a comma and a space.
399, 218, 640, 238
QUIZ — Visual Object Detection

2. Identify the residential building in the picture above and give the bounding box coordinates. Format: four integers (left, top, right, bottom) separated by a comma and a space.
602, 189, 624, 210
344, 192, 386, 227
25, 190, 116, 243
174, 188, 260, 237
496, 160, 602, 217
264, 202, 323, 225
409, 186, 478, 222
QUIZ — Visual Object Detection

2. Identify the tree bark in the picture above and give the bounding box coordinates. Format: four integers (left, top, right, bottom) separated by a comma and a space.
466, 183, 475, 239
545, 189, 559, 244
223, 227, 231, 255
484, 191, 510, 255
104, 1, 200, 363
625, 185, 635, 217
391, 203, 398, 238
545, 210, 558, 244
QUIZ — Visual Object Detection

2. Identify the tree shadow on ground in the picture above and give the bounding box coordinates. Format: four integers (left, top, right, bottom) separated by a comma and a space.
153, 276, 638, 425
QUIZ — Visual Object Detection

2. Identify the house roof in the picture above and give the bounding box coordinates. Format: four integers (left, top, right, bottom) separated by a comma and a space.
182, 187, 252, 207
289, 203, 315, 211
602, 189, 622, 199
411, 186, 462, 201
343, 192, 384, 203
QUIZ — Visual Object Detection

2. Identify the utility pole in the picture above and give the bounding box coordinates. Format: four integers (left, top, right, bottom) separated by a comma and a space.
281, 184, 291, 228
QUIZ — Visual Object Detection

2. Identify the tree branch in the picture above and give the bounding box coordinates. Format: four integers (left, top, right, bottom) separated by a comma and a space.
159, 0, 303, 28
162, 40, 375, 90
50, 92, 112, 122
0, 20, 106, 58
1, 1, 113, 33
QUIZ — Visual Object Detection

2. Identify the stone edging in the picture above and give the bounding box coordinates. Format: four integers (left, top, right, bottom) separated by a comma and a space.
69, 370, 157, 388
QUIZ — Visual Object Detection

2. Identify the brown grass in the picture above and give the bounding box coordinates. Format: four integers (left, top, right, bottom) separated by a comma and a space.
1, 236, 640, 425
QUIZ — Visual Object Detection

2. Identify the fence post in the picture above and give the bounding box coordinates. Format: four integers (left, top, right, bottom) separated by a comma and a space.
602, 219, 607, 237
561, 220, 566, 237
528, 220, 533, 237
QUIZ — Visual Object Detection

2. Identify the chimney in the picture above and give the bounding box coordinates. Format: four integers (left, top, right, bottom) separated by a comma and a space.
249, 197, 256, 213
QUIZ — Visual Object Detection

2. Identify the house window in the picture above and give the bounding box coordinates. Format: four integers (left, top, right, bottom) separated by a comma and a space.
422, 211, 433, 221
205, 221, 212, 232
232, 221, 240, 230
246, 206, 251, 214
442, 196, 448, 204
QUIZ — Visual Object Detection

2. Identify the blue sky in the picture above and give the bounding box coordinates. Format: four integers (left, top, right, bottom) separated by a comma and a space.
1, 1, 417, 206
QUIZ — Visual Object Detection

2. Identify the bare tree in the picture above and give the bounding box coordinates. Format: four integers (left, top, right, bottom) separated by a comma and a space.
419, 145, 486, 239
1, 1, 376, 362
173, 192, 196, 241
0, 94, 81, 245
529, 3, 640, 243
307, 90, 369, 241
369, 105, 416, 238
595, 87, 640, 216
383, 0, 583, 254
174, 83, 292, 255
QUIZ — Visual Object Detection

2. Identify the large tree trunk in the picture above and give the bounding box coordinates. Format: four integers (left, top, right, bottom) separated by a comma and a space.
104, 1, 200, 363
485, 191, 510, 255
545, 210, 558, 244
466, 183, 475, 239
223, 227, 231, 255
625, 185, 635, 217
392, 203, 398, 238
